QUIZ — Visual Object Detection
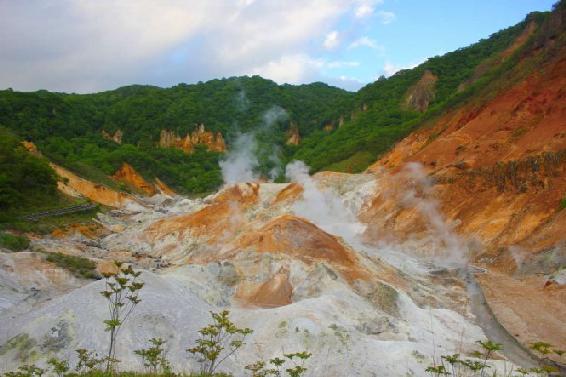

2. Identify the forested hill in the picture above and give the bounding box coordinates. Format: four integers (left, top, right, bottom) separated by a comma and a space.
0, 78, 353, 197
0, 77, 352, 144
0, 4, 560, 207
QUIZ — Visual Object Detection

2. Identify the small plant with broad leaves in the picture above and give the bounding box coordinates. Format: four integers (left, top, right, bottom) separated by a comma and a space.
75, 348, 103, 373
134, 337, 172, 374
47, 358, 69, 377
245, 351, 311, 377
3, 365, 44, 377
100, 261, 144, 372
187, 310, 252, 376
528, 342, 564, 376
424, 339, 564, 377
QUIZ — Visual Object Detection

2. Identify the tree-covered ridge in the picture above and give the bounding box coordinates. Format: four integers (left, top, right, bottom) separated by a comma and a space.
0, 77, 352, 195
0, 77, 352, 145
292, 11, 550, 172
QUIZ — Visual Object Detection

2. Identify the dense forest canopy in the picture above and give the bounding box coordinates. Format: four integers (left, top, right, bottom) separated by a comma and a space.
0, 9, 552, 199
0, 127, 58, 218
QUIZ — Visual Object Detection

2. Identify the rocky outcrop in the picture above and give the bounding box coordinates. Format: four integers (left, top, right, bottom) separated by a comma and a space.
477, 271, 566, 364
154, 178, 176, 196
21, 141, 40, 155
112, 163, 156, 196
366, 54, 566, 256
363, 27, 566, 361
338, 115, 345, 128
403, 70, 438, 112
323, 123, 334, 132
51, 164, 139, 208
112, 164, 176, 197
159, 124, 226, 153
286, 122, 300, 145
227, 214, 370, 282
101, 129, 123, 144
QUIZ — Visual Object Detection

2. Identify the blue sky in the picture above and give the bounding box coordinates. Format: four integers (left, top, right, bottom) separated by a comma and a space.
317, 0, 556, 87
0, 0, 556, 93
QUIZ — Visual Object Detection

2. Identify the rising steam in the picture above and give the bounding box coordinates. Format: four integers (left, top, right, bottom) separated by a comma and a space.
285, 160, 365, 243
400, 162, 468, 266
220, 102, 288, 184
219, 133, 259, 184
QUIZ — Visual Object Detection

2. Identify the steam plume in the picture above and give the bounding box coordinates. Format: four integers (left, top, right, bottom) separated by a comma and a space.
220, 104, 288, 184
285, 160, 365, 242
219, 133, 259, 184
401, 162, 468, 266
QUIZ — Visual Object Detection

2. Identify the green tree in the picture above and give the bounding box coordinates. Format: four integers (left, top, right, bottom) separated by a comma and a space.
188, 310, 252, 376
100, 261, 144, 372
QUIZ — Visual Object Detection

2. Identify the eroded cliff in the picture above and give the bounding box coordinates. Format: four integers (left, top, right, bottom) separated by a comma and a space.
159, 124, 226, 153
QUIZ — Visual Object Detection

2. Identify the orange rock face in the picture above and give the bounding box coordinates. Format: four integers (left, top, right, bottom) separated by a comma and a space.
365, 51, 566, 258
226, 215, 370, 282
51, 223, 102, 239
112, 163, 156, 196
286, 122, 300, 145
51, 164, 139, 208
159, 124, 226, 153
477, 271, 566, 363
403, 70, 438, 112
360, 21, 566, 362
272, 182, 304, 204
146, 183, 260, 245
21, 141, 40, 155
235, 266, 293, 308
101, 130, 123, 144
154, 178, 176, 196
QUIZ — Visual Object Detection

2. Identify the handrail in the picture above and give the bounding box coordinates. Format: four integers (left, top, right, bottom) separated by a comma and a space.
22, 203, 98, 221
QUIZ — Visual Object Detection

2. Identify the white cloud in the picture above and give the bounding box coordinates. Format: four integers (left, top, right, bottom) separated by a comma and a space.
355, 4, 374, 18
0, 0, 208, 92
354, 0, 383, 18
321, 75, 364, 91
377, 10, 396, 24
323, 30, 340, 50
252, 54, 324, 84
383, 62, 400, 77
0, 0, 356, 92
349, 36, 380, 49
252, 55, 360, 84
383, 59, 424, 77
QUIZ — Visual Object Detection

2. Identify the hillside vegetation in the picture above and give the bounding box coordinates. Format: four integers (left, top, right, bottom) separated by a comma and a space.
0, 79, 352, 194
293, 11, 550, 172
0, 5, 558, 201
0, 127, 58, 220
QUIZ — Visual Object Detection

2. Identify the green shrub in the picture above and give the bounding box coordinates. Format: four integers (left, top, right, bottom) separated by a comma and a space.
68, 372, 232, 377
3, 365, 45, 377
0, 232, 30, 251
134, 338, 171, 375
44, 252, 99, 279
425, 339, 565, 377
560, 196, 566, 209
188, 310, 252, 376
